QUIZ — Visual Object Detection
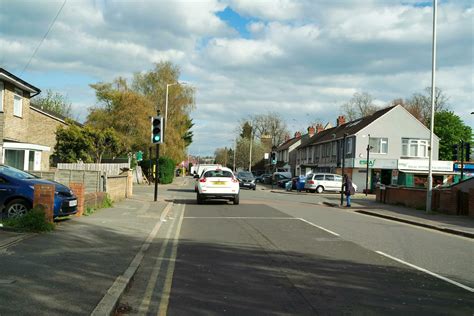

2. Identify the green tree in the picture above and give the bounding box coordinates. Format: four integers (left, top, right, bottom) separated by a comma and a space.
54, 123, 122, 163
240, 122, 252, 140
32, 89, 73, 117
433, 111, 472, 161
182, 118, 194, 148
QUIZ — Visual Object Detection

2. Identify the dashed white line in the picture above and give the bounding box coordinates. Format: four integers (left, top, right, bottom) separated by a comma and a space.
376, 251, 474, 293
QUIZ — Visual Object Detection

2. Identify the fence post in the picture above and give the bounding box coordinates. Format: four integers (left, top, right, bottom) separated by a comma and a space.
33, 184, 55, 223
69, 182, 85, 217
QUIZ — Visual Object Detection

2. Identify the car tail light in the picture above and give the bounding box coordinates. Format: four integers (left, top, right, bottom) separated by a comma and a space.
199, 178, 207, 183
231, 177, 239, 183
308, 180, 314, 184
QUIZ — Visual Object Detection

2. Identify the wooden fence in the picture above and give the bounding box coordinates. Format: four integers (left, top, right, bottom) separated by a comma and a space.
57, 163, 130, 176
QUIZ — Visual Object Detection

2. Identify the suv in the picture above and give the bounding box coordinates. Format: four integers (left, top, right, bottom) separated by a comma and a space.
196, 166, 240, 205
236, 171, 256, 190
0, 165, 78, 219
304, 173, 357, 193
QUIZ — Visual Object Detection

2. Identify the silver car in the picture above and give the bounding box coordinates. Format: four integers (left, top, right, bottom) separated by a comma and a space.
304, 173, 357, 193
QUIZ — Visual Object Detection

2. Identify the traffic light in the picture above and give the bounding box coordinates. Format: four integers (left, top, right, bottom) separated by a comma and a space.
151, 116, 163, 144
271, 152, 277, 165
452, 144, 458, 161
465, 142, 471, 162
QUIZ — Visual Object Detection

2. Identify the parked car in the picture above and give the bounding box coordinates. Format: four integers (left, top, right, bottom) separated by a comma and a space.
236, 171, 256, 190
196, 166, 240, 205
255, 173, 271, 183
304, 173, 358, 193
275, 174, 291, 188
0, 165, 78, 219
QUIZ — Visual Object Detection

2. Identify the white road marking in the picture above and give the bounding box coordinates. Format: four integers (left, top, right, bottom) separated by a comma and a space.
183, 216, 297, 219
158, 203, 186, 316
137, 203, 177, 315
376, 251, 474, 293
297, 218, 340, 236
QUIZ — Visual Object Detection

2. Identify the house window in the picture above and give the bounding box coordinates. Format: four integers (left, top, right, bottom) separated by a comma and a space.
5, 149, 25, 170
402, 138, 429, 158
369, 137, 388, 154
0, 82, 3, 112
346, 138, 353, 154
14, 89, 23, 117
332, 142, 337, 157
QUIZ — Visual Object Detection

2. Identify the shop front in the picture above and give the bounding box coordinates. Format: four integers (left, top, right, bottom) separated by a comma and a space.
351, 158, 398, 192
397, 159, 454, 188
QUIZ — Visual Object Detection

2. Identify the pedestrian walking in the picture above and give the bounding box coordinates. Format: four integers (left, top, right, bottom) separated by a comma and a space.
343, 174, 355, 207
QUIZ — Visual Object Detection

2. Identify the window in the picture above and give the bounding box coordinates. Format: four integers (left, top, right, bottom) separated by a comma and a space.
314, 174, 324, 181
346, 138, 353, 154
14, 89, 23, 117
369, 137, 388, 154
0, 81, 4, 112
332, 142, 337, 157
203, 170, 233, 178
325, 175, 335, 181
402, 138, 429, 158
4, 150, 25, 170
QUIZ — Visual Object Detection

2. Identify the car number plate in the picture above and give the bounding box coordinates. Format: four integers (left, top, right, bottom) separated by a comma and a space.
213, 181, 226, 185
69, 200, 78, 207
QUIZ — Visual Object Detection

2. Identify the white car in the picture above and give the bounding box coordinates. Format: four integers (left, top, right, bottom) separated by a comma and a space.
304, 173, 357, 193
196, 166, 240, 205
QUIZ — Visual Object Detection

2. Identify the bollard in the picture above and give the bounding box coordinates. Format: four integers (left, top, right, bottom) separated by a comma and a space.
69, 183, 85, 217
33, 184, 55, 223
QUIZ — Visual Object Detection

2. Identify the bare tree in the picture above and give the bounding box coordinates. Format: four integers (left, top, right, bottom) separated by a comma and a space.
340, 92, 379, 121
404, 87, 450, 126
244, 112, 289, 146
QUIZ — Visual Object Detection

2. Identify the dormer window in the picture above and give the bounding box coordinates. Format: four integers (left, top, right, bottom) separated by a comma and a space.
14, 89, 23, 117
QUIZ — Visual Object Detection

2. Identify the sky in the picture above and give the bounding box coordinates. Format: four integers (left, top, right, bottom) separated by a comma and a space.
0, 0, 472, 156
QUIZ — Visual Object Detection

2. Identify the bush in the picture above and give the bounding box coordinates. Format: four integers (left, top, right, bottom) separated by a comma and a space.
159, 156, 176, 184
2, 206, 55, 233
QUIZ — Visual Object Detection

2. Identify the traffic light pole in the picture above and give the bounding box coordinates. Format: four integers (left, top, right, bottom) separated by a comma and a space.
154, 143, 160, 202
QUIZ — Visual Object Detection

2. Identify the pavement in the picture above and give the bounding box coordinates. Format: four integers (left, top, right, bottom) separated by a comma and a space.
264, 184, 474, 239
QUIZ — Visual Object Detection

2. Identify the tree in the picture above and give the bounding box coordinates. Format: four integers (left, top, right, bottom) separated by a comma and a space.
340, 92, 379, 121
404, 87, 450, 126
182, 118, 194, 148
433, 111, 472, 161
53, 123, 122, 163
244, 112, 289, 146
32, 89, 73, 118
233, 137, 266, 171
240, 122, 252, 140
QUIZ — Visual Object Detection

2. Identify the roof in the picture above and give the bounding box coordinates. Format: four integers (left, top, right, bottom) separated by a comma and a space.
30, 102, 83, 126
276, 135, 301, 151
0, 68, 41, 95
298, 105, 397, 149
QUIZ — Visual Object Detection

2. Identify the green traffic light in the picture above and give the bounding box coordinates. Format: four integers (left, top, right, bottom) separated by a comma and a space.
154, 135, 160, 142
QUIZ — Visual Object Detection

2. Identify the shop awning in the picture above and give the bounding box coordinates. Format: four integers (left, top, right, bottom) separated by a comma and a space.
398, 169, 458, 175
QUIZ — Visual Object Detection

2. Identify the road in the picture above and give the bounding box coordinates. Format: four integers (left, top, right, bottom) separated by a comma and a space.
119, 179, 474, 315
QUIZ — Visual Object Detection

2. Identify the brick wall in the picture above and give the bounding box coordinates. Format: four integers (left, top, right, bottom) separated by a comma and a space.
376, 186, 472, 217
2, 81, 30, 142
28, 107, 67, 151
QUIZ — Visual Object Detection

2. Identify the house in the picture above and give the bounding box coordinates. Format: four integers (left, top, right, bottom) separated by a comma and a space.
0, 68, 70, 171
294, 105, 454, 191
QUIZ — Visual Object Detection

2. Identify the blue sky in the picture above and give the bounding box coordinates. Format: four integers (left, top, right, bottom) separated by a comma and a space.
0, 0, 472, 156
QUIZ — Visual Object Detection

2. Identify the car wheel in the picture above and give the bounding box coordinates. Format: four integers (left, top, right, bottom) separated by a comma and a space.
233, 194, 240, 205
316, 186, 324, 193
253, 186, 256, 191
5, 199, 30, 219
196, 194, 203, 204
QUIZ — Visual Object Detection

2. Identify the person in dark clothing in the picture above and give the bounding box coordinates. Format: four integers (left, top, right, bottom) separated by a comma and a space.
343, 174, 355, 207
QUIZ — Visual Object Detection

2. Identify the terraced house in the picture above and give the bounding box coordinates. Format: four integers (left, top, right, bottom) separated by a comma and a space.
0, 68, 69, 171
293, 105, 454, 191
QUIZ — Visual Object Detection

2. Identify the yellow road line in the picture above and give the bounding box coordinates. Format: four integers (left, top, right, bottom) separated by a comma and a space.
157, 203, 185, 316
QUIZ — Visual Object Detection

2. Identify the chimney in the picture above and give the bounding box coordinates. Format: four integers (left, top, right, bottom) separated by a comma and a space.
316, 123, 324, 134
308, 126, 315, 137
294, 131, 301, 138
284, 134, 290, 142
337, 115, 346, 126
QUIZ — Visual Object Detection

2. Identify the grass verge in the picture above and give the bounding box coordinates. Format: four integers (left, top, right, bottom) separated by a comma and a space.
0, 206, 55, 233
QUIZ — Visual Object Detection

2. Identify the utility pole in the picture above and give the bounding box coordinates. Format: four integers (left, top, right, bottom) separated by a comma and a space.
340, 134, 348, 206
365, 134, 372, 196
249, 124, 253, 172
153, 110, 161, 202
460, 140, 464, 181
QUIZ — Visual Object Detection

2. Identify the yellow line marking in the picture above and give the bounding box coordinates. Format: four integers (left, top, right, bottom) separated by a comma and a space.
157, 203, 185, 316
137, 203, 177, 315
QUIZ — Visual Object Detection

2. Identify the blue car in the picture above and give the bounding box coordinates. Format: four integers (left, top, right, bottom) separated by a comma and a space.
0, 165, 78, 219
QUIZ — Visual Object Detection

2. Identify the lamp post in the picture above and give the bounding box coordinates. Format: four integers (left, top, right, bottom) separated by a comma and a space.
365, 134, 373, 196
249, 123, 253, 172
340, 133, 348, 206
233, 138, 237, 172
426, 0, 437, 213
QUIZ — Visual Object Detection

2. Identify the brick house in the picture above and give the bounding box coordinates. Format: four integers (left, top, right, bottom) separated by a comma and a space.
0, 68, 69, 171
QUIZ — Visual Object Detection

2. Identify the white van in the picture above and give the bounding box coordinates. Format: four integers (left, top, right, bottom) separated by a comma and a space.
304, 173, 357, 193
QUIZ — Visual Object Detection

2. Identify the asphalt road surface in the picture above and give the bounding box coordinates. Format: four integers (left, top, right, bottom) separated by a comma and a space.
119, 180, 474, 315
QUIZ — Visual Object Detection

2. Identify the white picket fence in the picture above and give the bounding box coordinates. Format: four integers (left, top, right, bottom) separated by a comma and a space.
57, 163, 130, 176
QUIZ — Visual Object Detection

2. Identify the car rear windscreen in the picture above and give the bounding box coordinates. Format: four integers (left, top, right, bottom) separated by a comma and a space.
204, 170, 233, 178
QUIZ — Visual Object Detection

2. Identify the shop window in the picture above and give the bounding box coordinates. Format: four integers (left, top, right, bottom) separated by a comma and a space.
5, 149, 25, 170
369, 137, 388, 154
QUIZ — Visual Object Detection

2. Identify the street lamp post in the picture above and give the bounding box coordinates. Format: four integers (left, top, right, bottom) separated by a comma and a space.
249, 123, 253, 172
233, 138, 237, 172
365, 134, 373, 196
340, 133, 348, 206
